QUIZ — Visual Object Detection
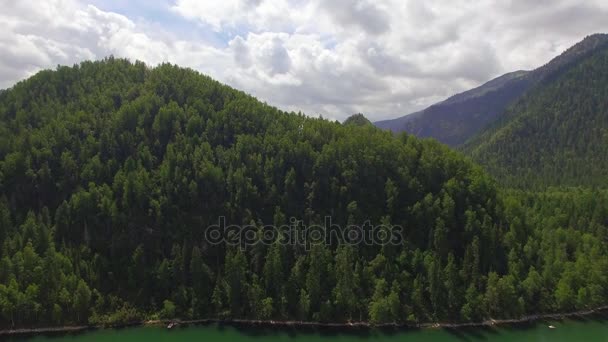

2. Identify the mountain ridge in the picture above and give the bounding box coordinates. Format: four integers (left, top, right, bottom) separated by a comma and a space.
464, 36, 608, 188
374, 33, 608, 147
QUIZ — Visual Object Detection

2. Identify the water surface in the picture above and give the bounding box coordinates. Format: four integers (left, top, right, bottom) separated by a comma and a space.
5, 318, 608, 342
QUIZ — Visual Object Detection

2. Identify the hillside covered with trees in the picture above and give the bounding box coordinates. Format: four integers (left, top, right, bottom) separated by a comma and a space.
343, 113, 372, 127
465, 37, 608, 188
0, 59, 607, 329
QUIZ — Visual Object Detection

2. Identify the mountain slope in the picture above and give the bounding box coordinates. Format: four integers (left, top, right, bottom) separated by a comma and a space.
0, 58, 506, 326
403, 71, 531, 146
464, 38, 608, 188
375, 34, 608, 147
374, 109, 423, 131
373, 70, 532, 146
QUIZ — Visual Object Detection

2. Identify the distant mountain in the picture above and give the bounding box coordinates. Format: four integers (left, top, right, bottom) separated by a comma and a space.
373, 70, 533, 146
464, 34, 608, 188
373, 110, 423, 131
375, 34, 608, 147
343, 113, 372, 126
439, 71, 529, 106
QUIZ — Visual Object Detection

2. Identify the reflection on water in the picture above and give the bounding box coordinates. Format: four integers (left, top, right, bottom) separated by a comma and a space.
4, 313, 608, 342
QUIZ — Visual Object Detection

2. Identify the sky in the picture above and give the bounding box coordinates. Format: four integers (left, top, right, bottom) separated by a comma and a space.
2, 0, 608, 122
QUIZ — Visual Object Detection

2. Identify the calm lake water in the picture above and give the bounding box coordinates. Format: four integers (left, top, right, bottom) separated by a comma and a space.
5, 318, 608, 342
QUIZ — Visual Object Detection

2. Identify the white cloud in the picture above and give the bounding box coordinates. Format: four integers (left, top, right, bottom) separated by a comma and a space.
0, 0, 231, 88
171, 0, 307, 33
229, 36, 252, 68
2, 0, 608, 121
319, 0, 391, 35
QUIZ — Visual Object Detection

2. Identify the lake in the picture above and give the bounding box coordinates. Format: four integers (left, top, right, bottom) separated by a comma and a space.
4, 318, 608, 342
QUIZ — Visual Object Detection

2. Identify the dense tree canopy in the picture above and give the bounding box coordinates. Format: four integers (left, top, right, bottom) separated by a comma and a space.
465, 42, 608, 188
343, 113, 372, 127
0, 59, 607, 328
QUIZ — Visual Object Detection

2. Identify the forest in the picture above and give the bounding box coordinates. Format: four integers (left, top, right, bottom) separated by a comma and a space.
0, 58, 607, 328
465, 39, 608, 188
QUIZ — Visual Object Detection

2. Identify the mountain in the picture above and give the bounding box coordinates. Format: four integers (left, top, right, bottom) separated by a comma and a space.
438, 71, 529, 106
0, 58, 503, 326
375, 34, 608, 147
343, 113, 372, 126
464, 35, 608, 188
374, 70, 532, 146
1, 58, 608, 329
373, 109, 423, 131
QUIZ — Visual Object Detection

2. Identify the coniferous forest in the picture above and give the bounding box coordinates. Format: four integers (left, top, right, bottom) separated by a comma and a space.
465, 38, 608, 188
0, 58, 607, 329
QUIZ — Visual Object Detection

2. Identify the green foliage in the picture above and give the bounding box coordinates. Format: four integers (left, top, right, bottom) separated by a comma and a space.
466, 43, 608, 188
343, 113, 372, 127
160, 300, 176, 319
0, 59, 607, 328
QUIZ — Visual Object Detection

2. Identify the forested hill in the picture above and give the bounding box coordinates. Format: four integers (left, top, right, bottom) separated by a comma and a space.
343, 113, 372, 126
464, 37, 608, 188
374, 34, 608, 147
0, 59, 607, 329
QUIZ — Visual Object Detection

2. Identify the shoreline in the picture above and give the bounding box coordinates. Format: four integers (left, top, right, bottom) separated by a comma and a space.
2, 305, 607, 337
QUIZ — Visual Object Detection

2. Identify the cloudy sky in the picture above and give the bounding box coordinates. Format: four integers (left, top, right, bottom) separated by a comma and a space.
2, 0, 608, 121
